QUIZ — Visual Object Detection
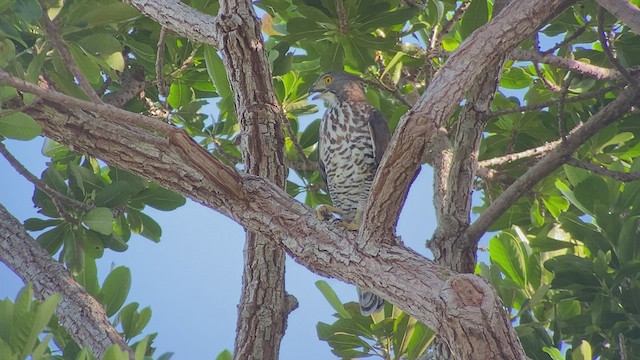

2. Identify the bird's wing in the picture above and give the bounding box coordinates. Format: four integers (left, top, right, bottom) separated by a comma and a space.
368, 109, 391, 166
318, 140, 329, 192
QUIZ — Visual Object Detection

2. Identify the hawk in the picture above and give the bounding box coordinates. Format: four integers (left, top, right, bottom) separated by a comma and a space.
309, 72, 391, 315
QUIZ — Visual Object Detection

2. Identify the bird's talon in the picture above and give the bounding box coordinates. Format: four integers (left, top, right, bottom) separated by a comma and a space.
317, 204, 340, 221
339, 221, 360, 231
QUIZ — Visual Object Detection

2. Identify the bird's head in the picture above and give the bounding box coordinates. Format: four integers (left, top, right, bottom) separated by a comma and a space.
309, 72, 366, 105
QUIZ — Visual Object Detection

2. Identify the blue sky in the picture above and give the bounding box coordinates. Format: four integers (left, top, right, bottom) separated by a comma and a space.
0, 137, 437, 359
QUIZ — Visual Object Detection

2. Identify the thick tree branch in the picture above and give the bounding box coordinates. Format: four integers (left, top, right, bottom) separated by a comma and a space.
0, 204, 133, 359
465, 76, 640, 242
212, 0, 291, 358
7, 90, 527, 358
121, 0, 220, 47
595, 0, 640, 35
359, 0, 573, 244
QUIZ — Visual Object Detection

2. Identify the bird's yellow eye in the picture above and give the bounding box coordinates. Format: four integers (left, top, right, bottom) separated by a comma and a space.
324, 76, 333, 84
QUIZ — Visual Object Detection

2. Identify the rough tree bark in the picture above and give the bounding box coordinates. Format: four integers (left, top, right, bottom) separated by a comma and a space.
0, 204, 133, 359
213, 0, 292, 359
3, 0, 637, 358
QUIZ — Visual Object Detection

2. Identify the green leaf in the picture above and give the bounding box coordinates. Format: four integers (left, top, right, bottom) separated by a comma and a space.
167, 81, 192, 109
83, 207, 114, 235
215, 350, 232, 360
0, 112, 42, 140
36, 225, 67, 255
460, 0, 489, 38
138, 212, 162, 242
100, 267, 131, 317
19, 293, 60, 360
405, 322, 435, 359
204, 45, 232, 98
102, 344, 129, 360
299, 119, 320, 149
130, 185, 185, 211
23, 218, 62, 231
75, 258, 100, 297
489, 233, 526, 287
315, 281, 350, 319
94, 181, 134, 208
76, 2, 139, 28
12, 0, 42, 23
543, 346, 565, 360
501, 67, 533, 89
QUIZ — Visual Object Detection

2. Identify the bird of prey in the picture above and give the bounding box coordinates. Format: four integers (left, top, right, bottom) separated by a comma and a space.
309, 71, 391, 315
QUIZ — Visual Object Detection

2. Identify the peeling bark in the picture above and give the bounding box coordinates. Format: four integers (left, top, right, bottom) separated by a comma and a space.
0, 204, 133, 359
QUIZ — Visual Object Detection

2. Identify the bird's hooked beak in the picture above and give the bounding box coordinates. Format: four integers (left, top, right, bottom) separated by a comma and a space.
309, 81, 328, 101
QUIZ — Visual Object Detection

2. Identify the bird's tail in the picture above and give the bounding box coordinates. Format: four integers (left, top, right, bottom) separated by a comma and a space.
357, 288, 384, 316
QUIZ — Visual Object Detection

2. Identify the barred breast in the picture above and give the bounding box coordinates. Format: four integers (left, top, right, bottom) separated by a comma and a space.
319, 101, 377, 222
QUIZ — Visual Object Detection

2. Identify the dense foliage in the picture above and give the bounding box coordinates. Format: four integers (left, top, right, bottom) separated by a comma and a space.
2, 0, 640, 359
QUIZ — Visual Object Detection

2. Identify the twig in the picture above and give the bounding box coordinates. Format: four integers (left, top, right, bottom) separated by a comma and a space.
0, 141, 92, 213
543, 23, 588, 54
362, 76, 413, 107
156, 27, 169, 100
465, 73, 640, 243
335, 0, 348, 34
567, 158, 640, 182
430, 2, 470, 52
557, 77, 573, 139
511, 48, 630, 80
39, 4, 102, 104
0, 69, 175, 137
486, 83, 624, 119
479, 140, 563, 168
283, 116, 316, 169
287, 159, 319, 171
598, 7, 638, 88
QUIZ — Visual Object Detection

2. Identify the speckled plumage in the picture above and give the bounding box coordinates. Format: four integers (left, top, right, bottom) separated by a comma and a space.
310, 72, 390, 315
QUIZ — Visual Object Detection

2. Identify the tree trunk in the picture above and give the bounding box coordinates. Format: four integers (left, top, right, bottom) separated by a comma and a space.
214, 1, 292, 359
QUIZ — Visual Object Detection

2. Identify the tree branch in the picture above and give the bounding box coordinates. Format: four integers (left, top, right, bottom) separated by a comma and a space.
10, 89, 528, 358
597, 7, 639, 88
465, 76, 640, 242
567, 158, 640, 182
0, 141, 93, 213
510, 48, 629, 80
0, 204, 133, 359
486, 83, 624, 119
595, 0, 640, 35
121, 0, 220, 48
359, 0, 574, 244
213, 0, 291, 358
40, 4, 102, 103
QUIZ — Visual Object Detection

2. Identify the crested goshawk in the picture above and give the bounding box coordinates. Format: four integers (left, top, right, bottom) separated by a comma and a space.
309, 72, 391, 315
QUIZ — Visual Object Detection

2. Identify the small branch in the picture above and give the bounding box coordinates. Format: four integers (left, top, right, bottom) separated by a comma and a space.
156, 27, 169, 100
486, 84, 624, 119
283, 116, 315, 170
532, 35, 562, 92
0, 204, 133, 359
597, 7, 638, 88
511, 48, 627, 80
0, 69, 175, 136
465, 74, 640, 243
103, 66, 147, 108
557, 77, 572, 139
39, 5, 102, 104
0, 142, 93, 213
362, 76, 414, 107
429, 2, 470, 52
479, 141, 562, 168
543, 23, 588, 54
122, 0, 220, 47
567, 158, 640, 182
595, 0, 640, 35
335, 0, 348, 34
